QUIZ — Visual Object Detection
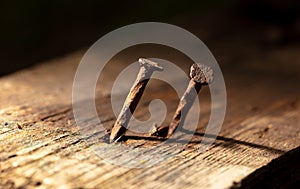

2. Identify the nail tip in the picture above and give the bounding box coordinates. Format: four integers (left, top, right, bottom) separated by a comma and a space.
109, 136, 114, 143
109, 133, 124, 143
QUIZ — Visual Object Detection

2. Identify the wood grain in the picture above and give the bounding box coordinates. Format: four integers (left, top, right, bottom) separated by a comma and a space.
1, 40, 300, 189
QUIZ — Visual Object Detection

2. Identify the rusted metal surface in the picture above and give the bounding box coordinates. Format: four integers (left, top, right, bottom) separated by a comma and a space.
110, 58, 163, 143
166, 63, 213, 137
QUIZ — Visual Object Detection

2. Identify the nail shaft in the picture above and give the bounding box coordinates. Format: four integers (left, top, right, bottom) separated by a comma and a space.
110, 58, 163, 143
167, 63, 213, 138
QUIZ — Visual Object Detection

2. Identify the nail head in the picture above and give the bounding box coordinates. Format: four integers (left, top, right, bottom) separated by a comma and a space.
138, 58, 164, 71
190, 63, 213, 84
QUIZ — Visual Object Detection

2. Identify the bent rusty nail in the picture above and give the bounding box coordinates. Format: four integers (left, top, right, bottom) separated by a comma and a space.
110, 58, 163, 143
167, 63, 213, 138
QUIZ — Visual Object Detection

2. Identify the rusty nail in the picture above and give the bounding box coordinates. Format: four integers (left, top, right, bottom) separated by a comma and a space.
110, 58, 163, 143
166, 63, 213, 138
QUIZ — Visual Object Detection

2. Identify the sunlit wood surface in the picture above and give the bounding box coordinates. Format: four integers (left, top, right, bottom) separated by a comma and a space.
1, 34, 299, 188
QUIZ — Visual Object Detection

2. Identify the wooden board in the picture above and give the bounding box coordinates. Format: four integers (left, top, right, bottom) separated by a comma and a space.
1, 40, 300, 189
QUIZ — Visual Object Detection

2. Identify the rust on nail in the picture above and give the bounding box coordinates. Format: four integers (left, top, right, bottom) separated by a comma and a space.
110, 58, 163, 143
166, 63, 213, 138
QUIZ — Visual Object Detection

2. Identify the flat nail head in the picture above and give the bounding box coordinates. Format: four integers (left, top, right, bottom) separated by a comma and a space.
190, 63, 213, 84
138, 58, 164, 71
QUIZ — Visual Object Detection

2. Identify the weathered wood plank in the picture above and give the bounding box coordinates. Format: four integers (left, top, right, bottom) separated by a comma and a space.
0, 40, 300, 189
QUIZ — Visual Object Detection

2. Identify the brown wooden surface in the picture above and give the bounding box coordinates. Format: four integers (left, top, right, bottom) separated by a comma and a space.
1, 34, 300, 188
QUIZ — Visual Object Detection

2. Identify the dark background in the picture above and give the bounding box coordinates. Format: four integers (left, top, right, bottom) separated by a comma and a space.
0, 0, 299, 76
